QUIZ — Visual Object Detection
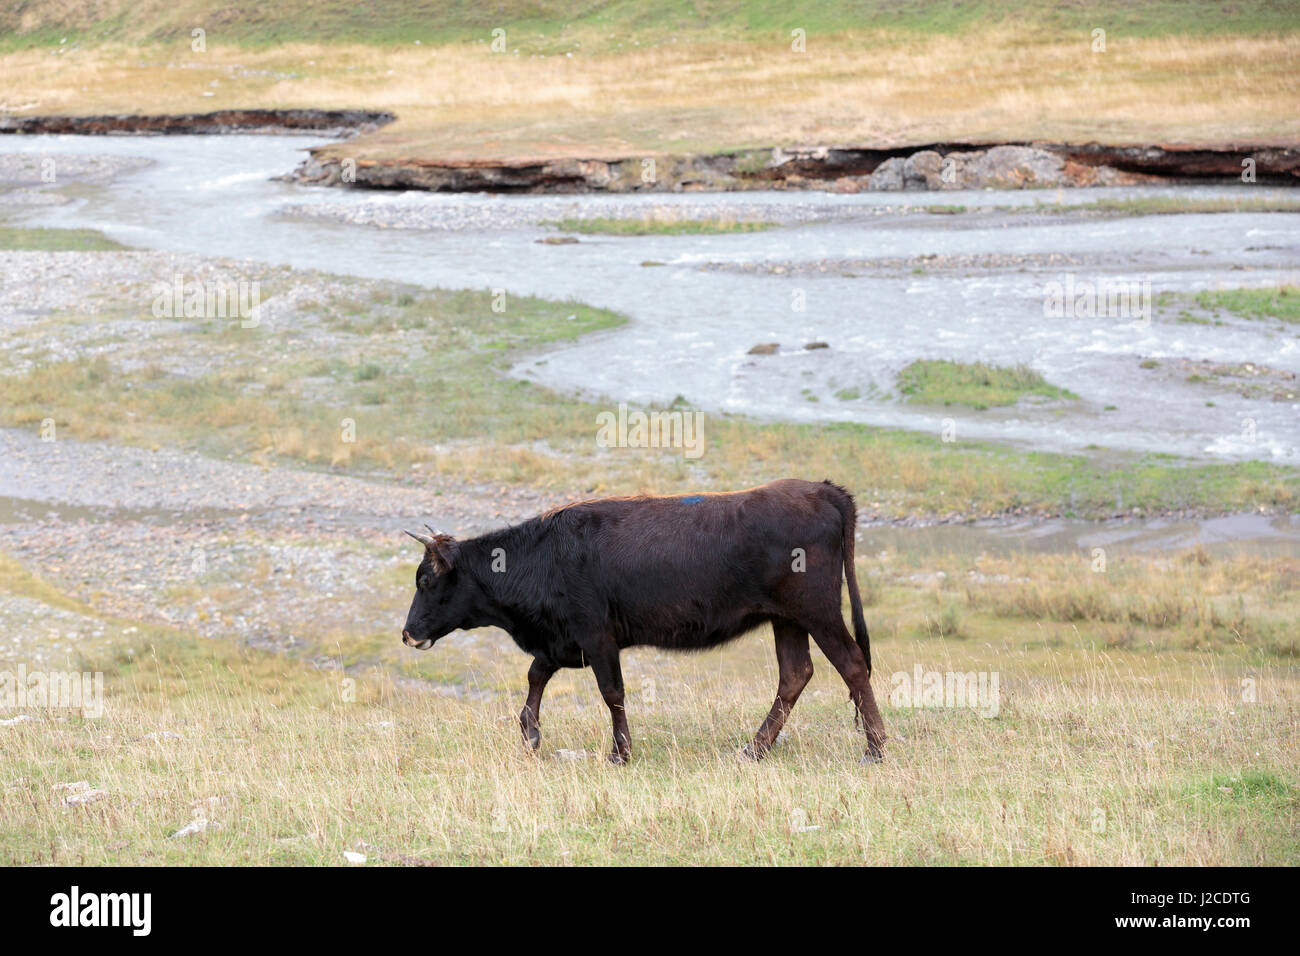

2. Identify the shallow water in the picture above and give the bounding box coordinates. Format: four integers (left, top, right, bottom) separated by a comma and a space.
4, 133, 1299, 468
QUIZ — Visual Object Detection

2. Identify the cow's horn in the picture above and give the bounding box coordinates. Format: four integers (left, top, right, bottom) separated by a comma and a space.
404, 529, 436, 547
424, 523, 440, 536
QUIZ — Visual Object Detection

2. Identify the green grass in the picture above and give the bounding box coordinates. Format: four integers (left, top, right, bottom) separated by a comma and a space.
896, 360, 1077, 410
1196, 770, 1296, 805
1195, 285, 1300, 325
550, 216, 776, 236
0, 226, 128, 251
4, 0, 1297, 52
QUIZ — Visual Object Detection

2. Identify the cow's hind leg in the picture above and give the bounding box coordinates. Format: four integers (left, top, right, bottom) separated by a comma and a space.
744, 621, 813, 760
809, 618, 887, 763
520, 657, 557, 751
588, 647, 632, 764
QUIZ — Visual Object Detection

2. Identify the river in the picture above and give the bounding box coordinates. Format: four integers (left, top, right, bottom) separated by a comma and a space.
3, 132, 1299, 558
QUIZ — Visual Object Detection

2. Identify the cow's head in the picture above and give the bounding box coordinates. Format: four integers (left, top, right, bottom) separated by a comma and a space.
401, 527, 471, 649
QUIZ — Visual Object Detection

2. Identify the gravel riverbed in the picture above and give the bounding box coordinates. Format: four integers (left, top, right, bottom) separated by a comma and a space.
275, 195, 971, 232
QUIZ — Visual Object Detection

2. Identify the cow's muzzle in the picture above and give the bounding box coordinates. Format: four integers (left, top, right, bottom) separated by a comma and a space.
403, 630, 434, 650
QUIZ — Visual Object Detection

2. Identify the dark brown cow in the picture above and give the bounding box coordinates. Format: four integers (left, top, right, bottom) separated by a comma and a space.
401, 478, 886, 763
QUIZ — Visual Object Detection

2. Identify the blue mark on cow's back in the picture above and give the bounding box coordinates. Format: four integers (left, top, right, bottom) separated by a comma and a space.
680, 495, 704, 505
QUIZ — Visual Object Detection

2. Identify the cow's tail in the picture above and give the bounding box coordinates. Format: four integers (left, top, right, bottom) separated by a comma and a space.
825, 480, 871, 676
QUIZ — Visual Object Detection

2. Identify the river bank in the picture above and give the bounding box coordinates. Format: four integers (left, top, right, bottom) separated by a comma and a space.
5, 111, 1299, 193
285, 140, 1300, 194
0, 108, 394, 138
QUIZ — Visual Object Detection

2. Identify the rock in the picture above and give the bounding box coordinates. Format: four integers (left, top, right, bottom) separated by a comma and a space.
893, 144, 1144, 191
903, 150, 945, 189
867, 157, 906, 191
867, 144, 1134, 191
554, 749, 592, 761
536, 236, 579, 245
170, 816, 215, 838
747, 343, 780, 355
962, 145, 1064, 188
1062, 159, 1135, 186
64, 788, 107, 807
804, 341, 830, 350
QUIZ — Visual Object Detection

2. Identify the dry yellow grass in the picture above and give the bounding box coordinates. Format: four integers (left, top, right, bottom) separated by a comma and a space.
4, 29, 1298, 160
2, 545, 1296, 865
5, 406, 1287, 860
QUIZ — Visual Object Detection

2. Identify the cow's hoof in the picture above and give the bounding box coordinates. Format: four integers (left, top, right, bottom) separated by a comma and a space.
607, 751, 630, 765
860, 747, 885, 765
522, 734, 541, 753
740, 743, 767, 762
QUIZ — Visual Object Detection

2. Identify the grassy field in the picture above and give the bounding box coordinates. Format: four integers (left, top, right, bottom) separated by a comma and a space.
2, 539, 1296, 865
2, 2, 1298, 166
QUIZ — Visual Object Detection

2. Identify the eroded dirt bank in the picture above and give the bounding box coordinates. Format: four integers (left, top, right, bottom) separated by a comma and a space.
4, 111, 1297, 191
0, 109, 395, 138
286, 141, 1300, 193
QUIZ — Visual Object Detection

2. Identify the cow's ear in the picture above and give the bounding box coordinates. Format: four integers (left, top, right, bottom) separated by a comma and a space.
429, 534, 459, 575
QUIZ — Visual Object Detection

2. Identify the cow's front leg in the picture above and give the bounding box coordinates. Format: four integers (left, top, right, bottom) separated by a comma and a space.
520, 657, 557, 751
589, 649, 631, 764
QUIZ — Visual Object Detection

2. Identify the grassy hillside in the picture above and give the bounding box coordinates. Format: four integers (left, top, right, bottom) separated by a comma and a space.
4, 1, 1298, 157
5, 1, 1300, 49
